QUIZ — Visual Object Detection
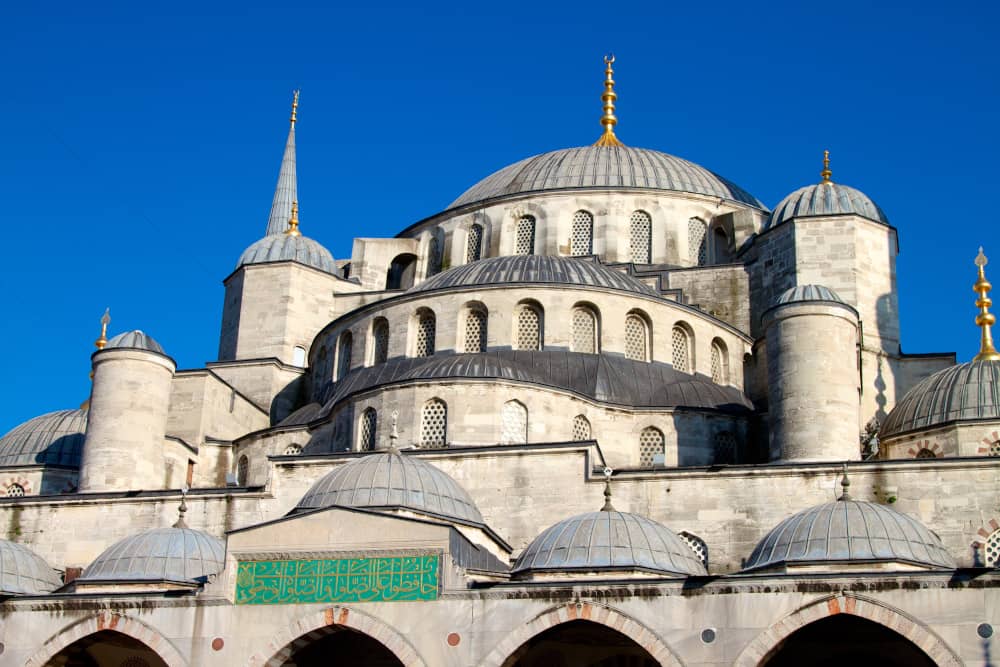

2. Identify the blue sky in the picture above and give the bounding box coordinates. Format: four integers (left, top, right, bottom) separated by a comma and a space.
1, 0, 997, 433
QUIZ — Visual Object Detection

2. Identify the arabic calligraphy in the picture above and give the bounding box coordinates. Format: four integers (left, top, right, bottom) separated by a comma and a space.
235, 555, 439, 605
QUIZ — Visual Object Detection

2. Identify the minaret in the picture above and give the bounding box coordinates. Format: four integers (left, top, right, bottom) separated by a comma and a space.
264, 90, 299, 236
594, 54, 624, 147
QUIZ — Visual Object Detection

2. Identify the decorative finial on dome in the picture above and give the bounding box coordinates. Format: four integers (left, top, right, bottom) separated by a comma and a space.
838, 463, 852, 501
820, 150, 833, 184
173, 488, 189, 528
973, 247, 1000, 361
95, 308, 111, 350
387, 410, 401, 454
290, 89, 300, 127
600, 467, 615, 511
594, 54, 624, 148
285, 201, 302, 237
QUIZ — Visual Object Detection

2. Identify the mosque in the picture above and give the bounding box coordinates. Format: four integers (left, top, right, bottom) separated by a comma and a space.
0, 57, 997, 666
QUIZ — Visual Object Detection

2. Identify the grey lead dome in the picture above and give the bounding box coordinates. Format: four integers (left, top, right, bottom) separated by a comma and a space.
773, 284, 848, 307
0, 540, 62, 595
105, 330, 165, 355
881, 360, 1000, 437
0, 408, 87, 467
80, 526, 226, 583
238, 233, 337, 275
766, 182, 888, 230
296, 451, 484, 524
448, 145, 764, 210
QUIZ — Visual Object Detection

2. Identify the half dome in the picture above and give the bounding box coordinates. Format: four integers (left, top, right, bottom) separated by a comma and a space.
0, 540, 62, 595
773, 284, 847, 307
105, 330, 165, 354
79, 526, 226, 583
238, 234, 337, 275
766, 182, 888, 230
448, 145, 764, 210
881, 360, 1000, 437
744, 499, 955, 572
296, 450, 484, 524
0, 408, 87, 467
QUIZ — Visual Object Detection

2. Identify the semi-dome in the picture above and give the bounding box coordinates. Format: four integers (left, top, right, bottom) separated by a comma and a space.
79, 526, 225, 583
238, 233, 337, 275
296, 450, 484, 524
744, 499, 956, 572
105, 330, 165, 355
881, 360, 1000, 437
0, 408, 87, 467
773, 284, 848, 307
401, 353, 535, 383
0, 540, 62, 595
513, 507, 707, 577
447, 145, 764, 210
410, 255, 659, 297
766, 182, 888, 230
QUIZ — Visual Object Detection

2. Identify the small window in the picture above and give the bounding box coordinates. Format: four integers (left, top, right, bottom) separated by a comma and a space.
629, 210, 652, 264
5, 483, 25, 498
715, 432, 738, 464
359, 408, 377, 451
420, 399, 447, 448
688, 218, 707, 265
571, 210, 593, 256
415, 310, 436, 357
336, 331, 353, 380
372, 318, 390, 364
571, 307, 598, 354
515, 305, 542, 351
710, 339, 728, 384
283, 444, 303, 456
639, 427, 665, 467
678, 531, 709, 567
500, 400, 528, 444
986, 529, 1000, 567
426, 234, 443, 277
915, 448, 936, 459
386, 253, 417, 290
515, 215, 536, 255
292, 345, 307, 367
624, 313, 649, 362
186, 460, 195, 487
464, 309, 487, 353
989, 440, 1000, 457
572, 415, 591, 441
466, 223, 484, 263
671, 325, 691, 373
236, 455, 249, 486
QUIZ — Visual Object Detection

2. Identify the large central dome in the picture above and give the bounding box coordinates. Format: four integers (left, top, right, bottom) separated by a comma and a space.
447, 145, 764, 210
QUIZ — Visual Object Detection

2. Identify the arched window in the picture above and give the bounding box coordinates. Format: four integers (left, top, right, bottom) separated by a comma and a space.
678, 531, 709, 567
688, 218, 707, 265
671, 325, 691, 373
386, 253, 417, 290
990, 440, 1000, 457
420, 399, 447, 448
464, 309, 487, 353
629, 210, 652, 264
570, 210, 593, 256
711, 227, 729, 264
515, 304, 543, 350
986, 528, 1000, 567
466, 223, 483, 262
371, 317, 390, 364
336, 331, 353, 380
236, 455, 249, 486
500, 400, 528, 444
283, 444, 302, 456
715, 432, 738, 464
572, 414, 591, 441
426, 234, 443, 277
359, 408, 377, 451
639, 427, 665, 467
515, 215, 536, 255
710, 338, 728, 384
915, 448, 937, 459
571, 307, 598, 353
415, 310, 436, 357
5, 483, 25, 498
624, 313, 649, 361
292, 345, 307, 367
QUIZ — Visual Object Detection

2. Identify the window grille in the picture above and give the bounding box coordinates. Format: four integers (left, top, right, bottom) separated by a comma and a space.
420, 399, 447, 448
986, 529, 1000, 567
372, 318, 390, 364
427, 235, 442, 277
624, 314, 648, 361
283, 444, 302, 456
710, 340, 727, 384
416, 311, 436, 357
990, 440, 1000, 457
630, 210, 652, 263
515, 216, 536, 255
715, 432, 738, 464
571, 308, 597, 353
572, 415, 591, 441
336, 332, 353, 380
359, 409, 377, 451
500, 400, 528, 444
916, 448, 936, 459
236, 456, 249, 486
671, 326, 690, 373
5, 483, 24, 498
465, 310, 487, 353
571, 210, 593, 256
516, 306, 542, 350
639, 427, 665, 466
466, 224, 483, 262
678, 531, 709, 567
688, 218, 707, 265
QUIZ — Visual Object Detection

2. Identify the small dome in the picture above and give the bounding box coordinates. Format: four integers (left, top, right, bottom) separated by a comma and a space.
79, 526, 225, 583
296, 451, 484, 524
0, 408, 87, 467
410, 255, 659, 297
765, 182, 888, 230
238, 234, 336, 274
773, 284, 848, 307
448, 145, 764, 210
744, 500, 955, 571
882, 360, 1000, 438
105, 330, 165, 355
513, 509, 707, 577
0, 540, 62, 595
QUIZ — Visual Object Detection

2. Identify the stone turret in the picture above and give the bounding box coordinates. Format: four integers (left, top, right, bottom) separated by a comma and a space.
763, 285, 860, 462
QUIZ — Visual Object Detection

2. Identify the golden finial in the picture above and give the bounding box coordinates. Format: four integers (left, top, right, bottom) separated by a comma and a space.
594, 54, 624, 147
285, 201, 301, 237
973, 247, 1000, 361
290, 90, 300, 127
820, 150, 833, 184
94, 308, 110, 350
839, 463, 852, 501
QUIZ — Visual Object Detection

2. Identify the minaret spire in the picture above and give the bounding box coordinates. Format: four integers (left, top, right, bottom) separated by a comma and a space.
594, 54, 624, 147
973, 247, 1000, 361
264, 91, 300, 236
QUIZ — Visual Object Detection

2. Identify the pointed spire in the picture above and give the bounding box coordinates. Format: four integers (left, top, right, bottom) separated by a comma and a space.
264, 91, 300, 236
285, 201, 301, 237
973, 247, 1000, 361
838, 463, 852, 501
94, 308, 111, 350
600, 467, 616, 511
173, 488, 189, 528
594, 54, 624, 147
820, 150, 833, 184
